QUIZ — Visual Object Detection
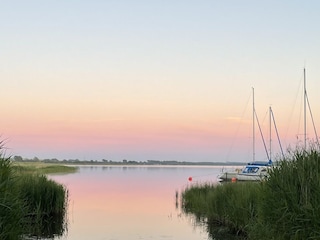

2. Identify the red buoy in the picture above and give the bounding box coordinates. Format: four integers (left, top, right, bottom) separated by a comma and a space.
188, 177, 193, 182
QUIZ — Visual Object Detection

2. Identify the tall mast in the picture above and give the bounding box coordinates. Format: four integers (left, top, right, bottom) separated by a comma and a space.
304, 68, 307, 149
269, 106, 272, 160
252, 87, 255, 162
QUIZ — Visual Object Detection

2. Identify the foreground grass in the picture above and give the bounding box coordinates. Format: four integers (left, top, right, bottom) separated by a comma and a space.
17, 174, 68, 238
1, 156, 70, 239
183, 182, 258, 239
182, 146, 320, 240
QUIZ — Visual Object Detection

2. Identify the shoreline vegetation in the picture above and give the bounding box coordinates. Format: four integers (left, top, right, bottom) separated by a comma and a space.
12, 161, 78, 175
182, 146, 320, 239
12, 155, 246, 166
0, 147, 70, 239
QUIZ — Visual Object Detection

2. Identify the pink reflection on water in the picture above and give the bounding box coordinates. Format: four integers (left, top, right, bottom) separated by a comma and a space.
50, 166, 221, 240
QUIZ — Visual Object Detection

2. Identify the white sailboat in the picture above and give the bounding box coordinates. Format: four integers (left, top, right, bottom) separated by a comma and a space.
218, 88, 277, 182
236, 104, 286, 181
219, 68, 318, 182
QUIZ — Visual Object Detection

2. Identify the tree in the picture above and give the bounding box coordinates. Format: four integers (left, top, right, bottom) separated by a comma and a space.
13, 155, 23, 162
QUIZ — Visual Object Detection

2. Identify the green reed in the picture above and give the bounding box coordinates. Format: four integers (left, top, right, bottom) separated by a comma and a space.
17, 174, 67, 216
0, 152, 24, 240
182, 182, 259, 237
255, 146, 320, 239
182, 146, 320, 239
17, 174, 68, 238
0, 146, 68, 239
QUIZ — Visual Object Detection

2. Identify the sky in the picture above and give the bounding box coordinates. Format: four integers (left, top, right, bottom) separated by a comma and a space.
1, 1, 320, 162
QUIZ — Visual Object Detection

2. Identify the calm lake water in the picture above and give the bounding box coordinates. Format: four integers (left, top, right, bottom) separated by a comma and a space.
49, 165, 236, 240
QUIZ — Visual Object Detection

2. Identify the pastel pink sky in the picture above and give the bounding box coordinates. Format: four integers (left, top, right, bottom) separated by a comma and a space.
1, 1, 320, 162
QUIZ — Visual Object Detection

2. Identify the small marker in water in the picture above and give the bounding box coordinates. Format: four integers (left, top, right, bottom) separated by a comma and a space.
188, 177, 192, 182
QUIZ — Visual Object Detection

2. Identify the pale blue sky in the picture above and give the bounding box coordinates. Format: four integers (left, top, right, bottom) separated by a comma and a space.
1, 1, 320, 161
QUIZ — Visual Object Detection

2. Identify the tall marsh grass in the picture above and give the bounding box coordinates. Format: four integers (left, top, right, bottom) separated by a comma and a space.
0, 147, 68, 239
0, 154, 24, 239
182, 147, 320, 239
256, 146, 320, 239
18, 174, 67, 217
182, 182, 259, 237
17, 174, 68, 238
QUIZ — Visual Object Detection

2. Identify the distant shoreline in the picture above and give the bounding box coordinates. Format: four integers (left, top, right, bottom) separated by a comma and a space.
12, 158, 246, 167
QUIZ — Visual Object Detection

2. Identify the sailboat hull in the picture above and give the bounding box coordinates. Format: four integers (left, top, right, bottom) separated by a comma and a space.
217, 170, 240, 181
218, 164, 271, 182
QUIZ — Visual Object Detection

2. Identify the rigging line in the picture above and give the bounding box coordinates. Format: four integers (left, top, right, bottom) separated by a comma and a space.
254, 110, 270, 161
298, 83, 304, 140
260, 108, 269, 153
270, 108, 285, 158
297, 74, 304, 142
224, 90, 251, 162
305, 91, 319, 145
261, 107, 269, 155
284, 71, 304, 143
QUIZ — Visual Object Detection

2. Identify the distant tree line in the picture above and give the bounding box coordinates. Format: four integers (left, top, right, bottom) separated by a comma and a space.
11, 156, 245, 166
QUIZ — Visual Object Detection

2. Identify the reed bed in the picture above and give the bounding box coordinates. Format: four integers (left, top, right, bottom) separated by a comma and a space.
182, 146, 320, 240
255, 146, 320, 239
0, 154, 24, 239
182, 182, 259, 237
0, 149, 68, 239
17, 174, 67, 217
17, 174, 68, 238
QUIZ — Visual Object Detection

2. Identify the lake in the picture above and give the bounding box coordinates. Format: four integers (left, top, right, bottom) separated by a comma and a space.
49, 165, 236, 240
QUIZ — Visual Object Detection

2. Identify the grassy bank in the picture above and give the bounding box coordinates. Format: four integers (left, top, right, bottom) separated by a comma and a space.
0, 153, 70, 239
12, 161, 78, 175
182, 146, 320, 239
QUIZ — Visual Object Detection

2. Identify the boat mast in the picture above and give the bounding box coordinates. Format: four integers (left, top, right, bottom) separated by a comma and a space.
304, 68, 307, 149
252, 87, 271, 162
252, 87, 255, 162
269, 106, 272, 160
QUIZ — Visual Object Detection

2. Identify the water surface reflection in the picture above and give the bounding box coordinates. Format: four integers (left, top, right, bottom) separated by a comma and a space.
50, 165, 234, 240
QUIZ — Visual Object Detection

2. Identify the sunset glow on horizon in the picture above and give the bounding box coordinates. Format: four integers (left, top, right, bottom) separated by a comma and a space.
1, 1, 320, 162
